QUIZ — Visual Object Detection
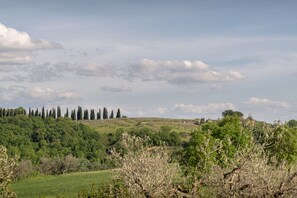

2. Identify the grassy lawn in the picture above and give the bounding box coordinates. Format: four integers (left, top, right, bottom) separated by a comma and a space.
11, 170, 113, 198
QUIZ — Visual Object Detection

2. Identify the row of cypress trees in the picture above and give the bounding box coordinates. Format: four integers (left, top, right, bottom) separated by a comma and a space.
0, 106, 122, 120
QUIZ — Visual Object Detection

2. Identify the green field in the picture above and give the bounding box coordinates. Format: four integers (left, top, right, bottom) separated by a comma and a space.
11, 170, 113, 198
80, 117, 198, 134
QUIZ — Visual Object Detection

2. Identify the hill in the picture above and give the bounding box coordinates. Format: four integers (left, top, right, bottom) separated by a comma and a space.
80, 117, 199, 134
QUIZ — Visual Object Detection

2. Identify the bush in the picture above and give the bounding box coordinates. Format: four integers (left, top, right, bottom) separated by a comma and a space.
39, 155, 79, 175
13, 160, 35, 181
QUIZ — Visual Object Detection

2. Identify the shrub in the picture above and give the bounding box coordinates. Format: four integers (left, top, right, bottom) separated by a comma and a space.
13, 160, 35, 181
40, 155, 79, 175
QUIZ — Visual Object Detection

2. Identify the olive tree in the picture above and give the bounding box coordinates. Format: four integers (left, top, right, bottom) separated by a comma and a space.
112, 133, 185, 198
0, 146, 17, 198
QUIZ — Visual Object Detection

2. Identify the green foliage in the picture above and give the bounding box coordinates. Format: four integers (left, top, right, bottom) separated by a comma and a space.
0, 115, 107, 164
265, 125, 297, 164
184, 116, 253, 174
184, 128, 219, 174
287, 119, 297, 128
222, 109, 244, 118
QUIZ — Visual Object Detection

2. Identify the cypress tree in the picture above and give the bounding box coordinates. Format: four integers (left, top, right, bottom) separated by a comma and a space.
103, 107, 108, 119
116, 108, 121, 118
0, 108, 2, 117
35, 109, 39, 117
77, 106, 82, 120
70, 110, 74, 120
70, 109, 77, 120
73, 109, 77, 120
29, 108, 31, 117
65, 108, 69, 118
57, 106, 61, 118
42, 107, 45, 120
84, 109, 89, 120
109, 110, 114, 119
52, 108, 56, 119
90, 109, 95, 120
97, 109, 101, 120
31, 110, 34, 117
46, 109, 49, 118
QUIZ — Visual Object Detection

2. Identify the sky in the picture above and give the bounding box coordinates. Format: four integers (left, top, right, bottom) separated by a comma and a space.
0, 0, 297, 122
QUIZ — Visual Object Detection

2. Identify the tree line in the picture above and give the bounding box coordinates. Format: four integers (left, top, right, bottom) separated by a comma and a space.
0, 106, 122, 120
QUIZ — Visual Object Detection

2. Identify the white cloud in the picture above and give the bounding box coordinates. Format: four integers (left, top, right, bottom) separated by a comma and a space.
174, 103, 236, 115
0, 86, 80, 103
100, 85, 132, 92
154, 107, 167, 115
75, 63, 119, 77
247, 97, 289, 108
29, 86, 79, 100
0, 23, 61, 66
126, 59, 245, 86
0, 23, 61, 51
0, 53, 31, 65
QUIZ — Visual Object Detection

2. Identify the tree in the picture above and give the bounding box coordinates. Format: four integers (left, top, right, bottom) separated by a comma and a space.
204, 146, 297, 197
90, 109, 95, 120
112, 133, 181, 198
0, 146, 17, 198
83, 109, 89, 120
57, 106, 61, 118
28, 108, 31, 117
64, 108, 69, 118
77, 106, 82, 120
35, 108, 39, 117
287, 120, 297, 128
109, 110, 114, 119
52, 107, 56, 119
71, 110, 77, 120
116, 108, 121, 118
222, 110, 244, 118
42, 107, 45, 120
97, 109, 101, 120
103, 107, 108, 119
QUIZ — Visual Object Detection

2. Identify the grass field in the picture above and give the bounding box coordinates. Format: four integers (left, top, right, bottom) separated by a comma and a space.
11, 170, 113, 198
80, 117, 199, 134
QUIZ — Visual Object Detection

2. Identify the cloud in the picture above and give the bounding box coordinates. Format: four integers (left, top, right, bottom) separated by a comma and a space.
246, 97, 289, 108
174, 103, 236, 115
125, 59, 245, 86
0, 23, 61, 51
100, 85, 132, 92
0, 53, 31, 65
0, 23, 61, 66
0, 86, 80, 103
154, 107, 167, 115
75, 63, 119, 77
0, 58, 244, 87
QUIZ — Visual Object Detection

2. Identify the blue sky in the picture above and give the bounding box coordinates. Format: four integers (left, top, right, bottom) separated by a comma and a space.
0, 0, 297, 122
